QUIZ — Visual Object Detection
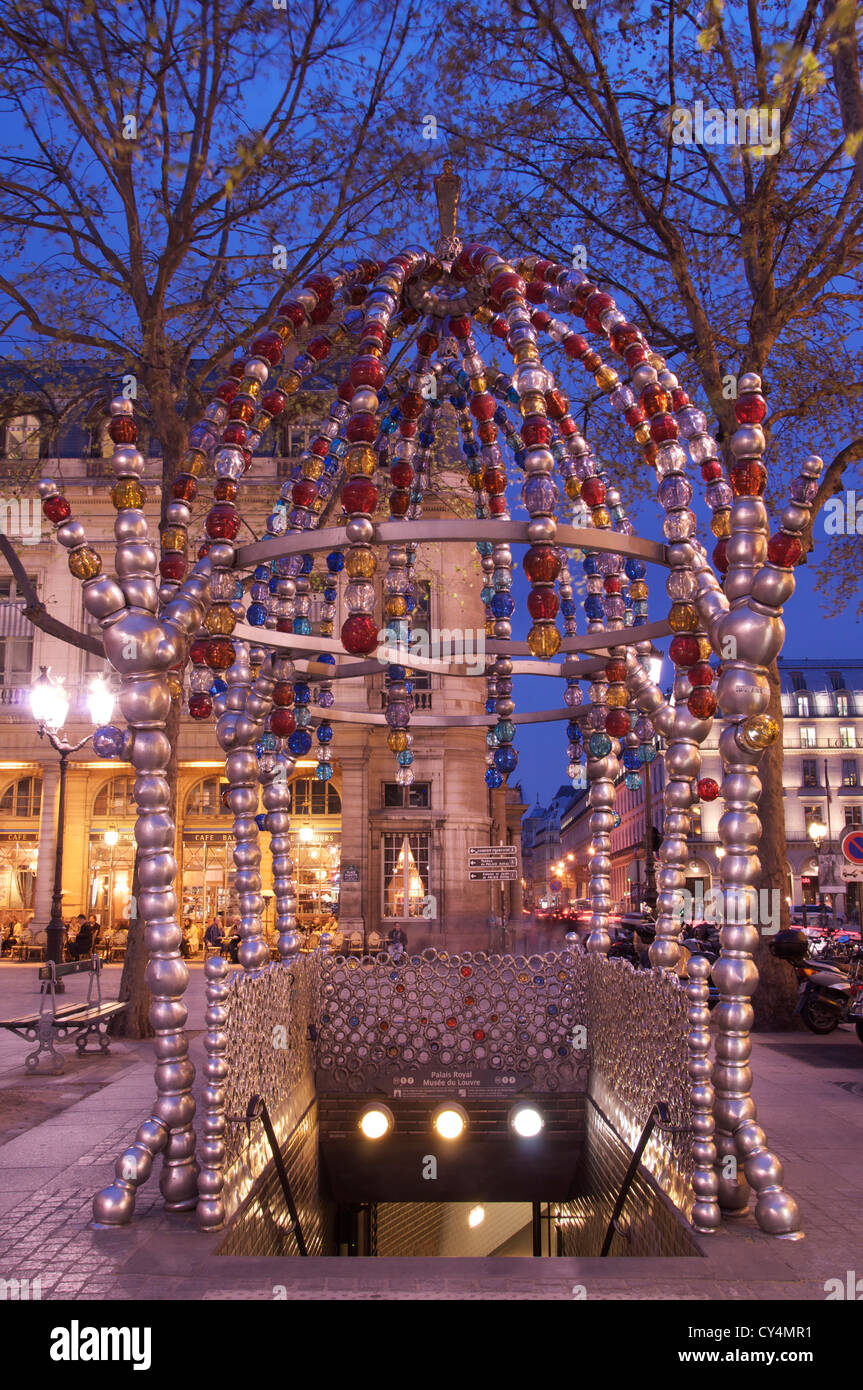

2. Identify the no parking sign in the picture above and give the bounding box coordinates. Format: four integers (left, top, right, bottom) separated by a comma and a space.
840, 827, 863, 865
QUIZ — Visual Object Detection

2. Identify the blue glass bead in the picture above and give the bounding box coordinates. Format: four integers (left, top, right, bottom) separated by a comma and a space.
451, 392, 467, 410
315, 762, 333, 781
485, 768, 504, 789
268, 576, 280, 594
623, 749, 641, 770
583, 555, 599, 575
381, 416, 398, 434
419, 430, 434, 447
584, 595, 604, 619
209, 678, 227, 695
495, 720, 516, 743
625, 558, 646, 580
317, 652, 335, 665
486, 698, 497, 714
481, 586, 494, 605
490, 592, 515, 618
326, 551, 345, 573
589, 732, 612, 757
566, 721, 581, 742
294, 682, 311, 704
247, 602, 267, 626
561, 599, 577, 618
638, 743, 657, 764
476, 541, 493, 556
293, 617, 311, 636
324, 587, 337, 603
255, 812, 268, 831
254, 565, 269, 582
388, 665, 406, 682
494, 745, 518, 773
288, 729, 313, 756
462, 440, 479, 458
397, 750, 414, 767
316, 723, 333, 743
513, 448, 526, 468
256, 733, 277, 754
625, 773, 642, 790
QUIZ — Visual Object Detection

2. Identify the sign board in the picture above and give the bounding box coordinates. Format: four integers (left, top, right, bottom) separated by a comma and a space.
386, 1067, 524, 1100
468, 869, 518, 882
468, 856, 517, 869
841, 863, 863, 882
840, 828, 863, 865
341, 863, 360, 883
468, 846, 518, 858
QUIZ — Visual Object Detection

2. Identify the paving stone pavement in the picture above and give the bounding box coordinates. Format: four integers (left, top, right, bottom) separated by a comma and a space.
0, 961, 861, 1300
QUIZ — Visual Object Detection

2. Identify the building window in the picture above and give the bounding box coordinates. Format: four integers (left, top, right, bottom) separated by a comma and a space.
93, 776, 136, 817
0, 575, 35, 692
845, 806, 863, 828
4, 414, 41, 461
690, 805, 702, 837
790, 671, 806, 692
382, 832, 430, 918
383, 781, 430, 808
828, 671, 843, 692
290, 777, 341, 818
796, 693, 810, 717
842, 759, 859, 788
800, 726, 816, 749
839, 725, 857, 749
804, 805, 821, 833
275, 423, 310, 477
802, 759, 818, 788
836, 693, 849, 717
0, 774, 42, 817
185, 777, 232, 818
409, 580, 432, 693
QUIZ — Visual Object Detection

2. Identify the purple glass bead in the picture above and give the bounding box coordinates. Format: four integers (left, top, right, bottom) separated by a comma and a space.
385, 701, 411, 729
658, 475, 694, 510
790, 475, 819, 504
705, 481, 734, 509
522, 474, 558, 514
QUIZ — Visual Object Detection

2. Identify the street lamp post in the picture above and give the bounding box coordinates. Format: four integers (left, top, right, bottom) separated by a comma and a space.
30, 667, 115, 972
808, 817, 829, 933
641, 648, 664, 915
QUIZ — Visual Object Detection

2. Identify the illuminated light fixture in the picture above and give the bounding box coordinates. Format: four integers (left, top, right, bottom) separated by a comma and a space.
104, 828, 120, 848
30, 666, 69, 731
509, 1104, 544, 1138
432, 1103, 468, 1140
468, 1205, 485, 1228
299, 825, 314, 843
358, 1104, 394, 1140
88, 676, 115, 727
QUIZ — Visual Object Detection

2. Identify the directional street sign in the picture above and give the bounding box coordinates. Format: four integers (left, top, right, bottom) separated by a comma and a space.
840, 828, 863, 865
469, 846, 518, 858
469, 856, 518, 868
469, 869, 518, 882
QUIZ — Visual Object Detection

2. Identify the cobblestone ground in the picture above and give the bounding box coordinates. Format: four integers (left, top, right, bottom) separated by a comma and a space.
0, 961, 861, 1300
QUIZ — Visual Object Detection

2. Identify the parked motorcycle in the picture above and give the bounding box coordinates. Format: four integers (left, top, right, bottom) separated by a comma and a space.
770, 929, 863, 1040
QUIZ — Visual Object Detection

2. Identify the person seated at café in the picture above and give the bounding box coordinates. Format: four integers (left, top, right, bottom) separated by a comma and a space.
203, 916, 224, 952
224, 918, 242, 964
68, 914, 93, 960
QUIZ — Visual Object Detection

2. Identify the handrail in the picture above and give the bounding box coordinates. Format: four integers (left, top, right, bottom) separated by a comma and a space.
241, 1094, 308, 1256
599, 1101, 671, 1257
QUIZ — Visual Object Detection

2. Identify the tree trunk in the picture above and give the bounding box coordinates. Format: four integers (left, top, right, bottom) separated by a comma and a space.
752, 659, 802, 1030
111, 854, 152, 1038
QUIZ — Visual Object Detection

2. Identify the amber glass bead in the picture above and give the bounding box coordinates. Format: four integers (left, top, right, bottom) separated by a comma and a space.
303, 456, 324, 481
279, 370, 302, 395
668, 602, 698, 632
205, 604, 236, 635
109, 417, 137, 444
696, 636, 713, 662
214, 479, 238, 502
527, 622, 561, 658
205, 638, 235, 670
592, 506, 611, 528
345, 547, 376, 579
228, 400, 256, 424
384, 595, 407, 618
161, 526, 187, 552
634, 422, 652, 445
605, 660, 627, 682
606, 684, 628, 707
564, 477, 581, 499
181, 449, 207, 476
344, 445, 377, 477
629, 580, 648, 601
641, 383, 670, 416
710, 509, 731, 539
485, 619, 496, 637
111, 479, 145, 510
595, 366, 618, 391
688, 688, 717, 719
172, 475, 198, 504
388, 730, 409, 753
741, 713, 779, 750
68, 547, 102, 579
519, 392, 546, 416
730, 461, 767, 496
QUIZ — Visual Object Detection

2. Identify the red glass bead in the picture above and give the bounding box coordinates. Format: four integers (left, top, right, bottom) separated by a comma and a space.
545, 389, 569, 420
250, 332, 284, 366
159, 554, 186, 581
460, 965, 473, 977
261, 389, 286, 417
345, 412, 377, 443
606, 709, 631, 737
390, 462, 414, 489
197, 542, 211, 560
669, 634, 701, 667
272, 682, 294, 707
292, 480, 317, 509
205, 638, 235, 670
713, 539, 729, 573
270, 708, 297, 738
531, 309, 551, 330
306, 335, 332, 361
341, 613, 378, 656
389, 490, 409, 517
609, 322, 642, 353
400, 392, 424, 420
734, 393, 766, 425
730, 461, 767, 496
523, 546, 561, 584
671, 387, 690, 411
558, 416, 577, 438
477, 421, 497, 444
189, 693, 212, 720
572, 282, 597, 311
43, 495, 71, 523
489, 316, 508, 340
624, 343, 649, 369
624, 405, 646, 427
448, 315, 472, 337
222, 423, 247, 446
521, 418, 553, 446
525, 282, 545, 304
304, 272, 333, 297
276, 618, 293, 634
309, 436, 330, 458
689, 662, 714, 687
205, 503, 240, 540
489, 270, 526, 304
603, 575, 622, 594
584, 291, 615, 333
688, 688, 717, 719
416, 331, 439, 356
482, 468, 507, 495
398, 419, 417, 439
172, 475, 197, 503
697, 777, 720, 802
605, 660, 627, 682
767, 532, 802, 568
527, 588, 559, 621
190, 639, 209, 665
277, 301, 307, 329
700, 460, 723, 482
649, 413, 678, 443
446, 1017, 458, 1029
488, 494, 507, 516
470, 392, 496, 421
580, 476, 606, 508
473, 1029, 486, 1042
350, 355, 386, 389
642, 441, 658, 466
109, 417, 137, 444
342, 478, 378, 514
563, 333, 588, 358
214, 380, 238, 403
641, 383, 670, 416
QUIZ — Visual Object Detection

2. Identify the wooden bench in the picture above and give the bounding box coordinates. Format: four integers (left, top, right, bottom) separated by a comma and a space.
0, 955, 127, 1074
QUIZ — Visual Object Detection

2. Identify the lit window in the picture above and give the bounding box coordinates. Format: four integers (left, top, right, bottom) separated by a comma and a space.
840, 726, 857, 750
0, 775, 42, 817
93, 776, 136, 817
800, 726, 816, 749
184, 777, 232, 818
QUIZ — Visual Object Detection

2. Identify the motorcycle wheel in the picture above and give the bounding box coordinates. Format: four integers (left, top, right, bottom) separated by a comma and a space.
856, 1021, 863, 1045
801, 998, 840, 1034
